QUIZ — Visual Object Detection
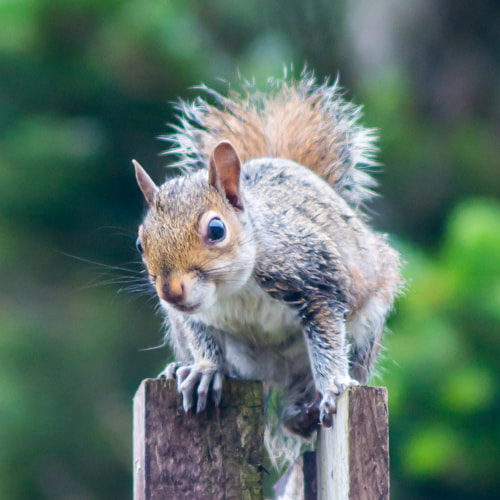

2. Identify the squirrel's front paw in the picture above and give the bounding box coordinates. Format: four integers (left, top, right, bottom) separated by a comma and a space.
173, 364, 224, 414
319, 376, 360, 428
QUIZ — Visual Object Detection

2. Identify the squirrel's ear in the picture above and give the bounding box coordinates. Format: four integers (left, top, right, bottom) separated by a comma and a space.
133, 159, 159, 205
209, 141, 243, 210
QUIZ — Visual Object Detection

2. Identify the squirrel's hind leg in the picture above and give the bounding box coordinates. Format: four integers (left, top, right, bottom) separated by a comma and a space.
281, 377, 320, 438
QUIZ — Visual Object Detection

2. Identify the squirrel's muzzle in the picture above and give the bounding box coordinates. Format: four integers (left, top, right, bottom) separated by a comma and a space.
157, 277, 186, 305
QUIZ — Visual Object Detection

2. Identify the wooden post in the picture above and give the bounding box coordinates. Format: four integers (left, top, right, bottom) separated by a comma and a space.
316, 386, 389, 500
133, 378, 265, 500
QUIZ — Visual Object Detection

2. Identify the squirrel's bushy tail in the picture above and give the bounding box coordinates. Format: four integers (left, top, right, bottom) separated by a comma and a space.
165, 71, 379, 207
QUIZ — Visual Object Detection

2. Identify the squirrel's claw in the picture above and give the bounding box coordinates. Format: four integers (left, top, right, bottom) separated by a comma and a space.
212, 370, 224, 408
334, 375, 360, 394
319, 390, 337, 427
158, 361, 187, 379
319, 376, 360, 427
196, 371, 214, 413
171, 364, 224, 413
177, 366, 200, 412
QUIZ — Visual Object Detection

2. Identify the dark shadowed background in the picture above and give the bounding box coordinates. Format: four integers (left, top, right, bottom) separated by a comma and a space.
1, 1, 499, 499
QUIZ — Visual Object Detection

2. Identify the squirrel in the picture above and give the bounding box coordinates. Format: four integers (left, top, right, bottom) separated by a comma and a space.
133, 72, 402, 463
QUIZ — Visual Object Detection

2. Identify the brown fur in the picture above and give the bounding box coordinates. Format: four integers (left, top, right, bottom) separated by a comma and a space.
140, 180, 246, 296
195, 89, 344, 184
167, 73, 378, 208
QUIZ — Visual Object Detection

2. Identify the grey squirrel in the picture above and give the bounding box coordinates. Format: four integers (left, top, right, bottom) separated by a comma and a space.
133, 73, 402, 461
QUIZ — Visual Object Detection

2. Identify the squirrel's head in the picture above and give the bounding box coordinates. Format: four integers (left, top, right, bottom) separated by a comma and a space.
134, 141, 255, 314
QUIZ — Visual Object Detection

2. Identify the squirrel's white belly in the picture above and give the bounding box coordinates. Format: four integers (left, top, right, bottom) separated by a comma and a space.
193, 279, 307, 384
194, 279, 302, 344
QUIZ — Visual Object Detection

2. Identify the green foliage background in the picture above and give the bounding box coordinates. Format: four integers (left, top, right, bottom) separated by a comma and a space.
0, 1, 498, 499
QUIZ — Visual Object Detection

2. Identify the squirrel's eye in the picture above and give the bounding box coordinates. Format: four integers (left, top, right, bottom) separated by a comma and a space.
136, 237, 144, 254
207, 217, 226, 242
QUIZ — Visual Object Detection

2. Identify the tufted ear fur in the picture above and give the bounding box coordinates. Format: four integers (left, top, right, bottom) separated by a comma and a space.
209, 141, 243, 210
133, 159, 159, 204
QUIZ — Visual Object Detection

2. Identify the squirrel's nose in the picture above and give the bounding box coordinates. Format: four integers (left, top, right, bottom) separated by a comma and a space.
158, 278, 185, 304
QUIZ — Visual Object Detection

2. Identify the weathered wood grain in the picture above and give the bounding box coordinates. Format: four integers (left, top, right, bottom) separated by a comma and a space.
133, 378, 265, 500
317, 386, 389, 500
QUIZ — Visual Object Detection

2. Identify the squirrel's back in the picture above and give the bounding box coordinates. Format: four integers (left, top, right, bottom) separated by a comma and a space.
165, 72, 379, 208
